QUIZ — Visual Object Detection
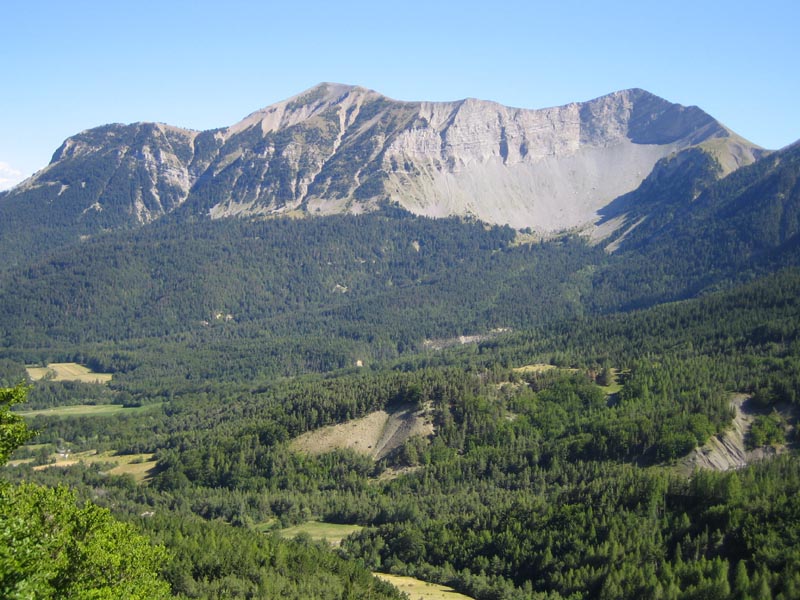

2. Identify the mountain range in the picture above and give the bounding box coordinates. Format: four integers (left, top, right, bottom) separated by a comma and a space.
0, 84, 797, 358
0, 83, 767, 269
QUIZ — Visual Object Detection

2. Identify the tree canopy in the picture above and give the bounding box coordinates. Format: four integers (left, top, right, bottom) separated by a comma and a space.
0, 384, 172, 599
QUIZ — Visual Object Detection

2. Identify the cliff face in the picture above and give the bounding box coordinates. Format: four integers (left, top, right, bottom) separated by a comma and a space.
3, 83, 763, 235
379, 91, 691, 230
12, 122, 203, 227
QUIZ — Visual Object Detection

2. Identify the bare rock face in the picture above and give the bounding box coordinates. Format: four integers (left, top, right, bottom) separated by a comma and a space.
376, 88, 759, 231
4, 83, 763, 234
11, 122, 203, 228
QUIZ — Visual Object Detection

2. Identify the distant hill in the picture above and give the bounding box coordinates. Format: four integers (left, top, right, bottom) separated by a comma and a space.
1, 85, 796, 378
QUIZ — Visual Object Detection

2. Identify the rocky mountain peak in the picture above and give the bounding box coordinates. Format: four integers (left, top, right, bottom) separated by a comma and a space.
1, 84, 763, 239
225, 82, 381, 138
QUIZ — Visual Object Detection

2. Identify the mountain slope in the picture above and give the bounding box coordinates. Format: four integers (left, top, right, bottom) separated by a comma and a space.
0, 84, 762, 268
0, 122, 209, 269
590, 140, 800, 310
182, 84, 761, 231
0, 141, 797, 364
0, 211, 600, 357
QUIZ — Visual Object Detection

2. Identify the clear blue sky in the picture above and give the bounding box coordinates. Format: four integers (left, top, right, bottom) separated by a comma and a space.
1, 0, 798, 189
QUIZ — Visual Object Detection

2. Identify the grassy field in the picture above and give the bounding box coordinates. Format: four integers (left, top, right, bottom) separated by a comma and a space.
514, 364, 624, 396
276, 521, 363, 546
597, 368, 625, 395
106, 455, 158, 481
15, 404, 158, 418
26, 362, 113, 384
373, 574, 474, 600
31, 450, 157, 482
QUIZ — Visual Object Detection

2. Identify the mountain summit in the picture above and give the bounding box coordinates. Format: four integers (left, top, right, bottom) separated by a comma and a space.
1, 83, 763, 258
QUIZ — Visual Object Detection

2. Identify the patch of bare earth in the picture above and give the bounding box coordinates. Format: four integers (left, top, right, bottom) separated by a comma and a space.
422, 328, 510, 351
682, 394, 790, 473
290, 404, 433, 460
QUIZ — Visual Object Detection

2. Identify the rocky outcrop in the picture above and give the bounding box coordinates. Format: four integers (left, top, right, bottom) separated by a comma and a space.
12, 122, 201, 226
682, 395, 787, 472
289, 404, 433, 461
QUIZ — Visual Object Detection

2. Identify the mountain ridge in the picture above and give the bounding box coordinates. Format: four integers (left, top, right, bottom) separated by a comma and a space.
0, 84, 765, 268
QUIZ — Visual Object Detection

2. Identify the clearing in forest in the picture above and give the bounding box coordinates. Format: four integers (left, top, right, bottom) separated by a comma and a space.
27, 450, 157, 482
276, 521, 363, 546
373, 573, 474, 600
26, 362, 113, 384
512, 363, 557, 374
15, 404, 158, 418
290, 404, 433, 460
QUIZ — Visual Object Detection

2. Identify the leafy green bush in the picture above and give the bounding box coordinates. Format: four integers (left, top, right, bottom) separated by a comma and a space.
748, 413, 785, 449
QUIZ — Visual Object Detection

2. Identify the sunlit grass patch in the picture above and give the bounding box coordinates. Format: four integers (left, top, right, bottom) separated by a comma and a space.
373, 573, 474, 599
16, 403, 159, 418
277, 521, 363, 546
31, 450, 157, 482
26, 362, 113, 384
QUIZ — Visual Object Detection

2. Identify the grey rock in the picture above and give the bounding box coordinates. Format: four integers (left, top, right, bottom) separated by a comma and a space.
4, 83, 763, 235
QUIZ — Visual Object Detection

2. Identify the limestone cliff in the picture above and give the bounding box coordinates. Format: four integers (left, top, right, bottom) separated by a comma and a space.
3, 83, 763, 235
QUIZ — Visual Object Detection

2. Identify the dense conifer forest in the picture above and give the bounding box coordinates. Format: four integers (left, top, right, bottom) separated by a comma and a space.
2, 260, 799, 597
1, 141, 800, 598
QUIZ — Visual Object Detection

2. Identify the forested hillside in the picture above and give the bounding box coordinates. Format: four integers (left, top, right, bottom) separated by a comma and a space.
3, 264, 799, 598
592, 142, 800, 310
1, 133, 799, 599
0, 208, 600, 376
